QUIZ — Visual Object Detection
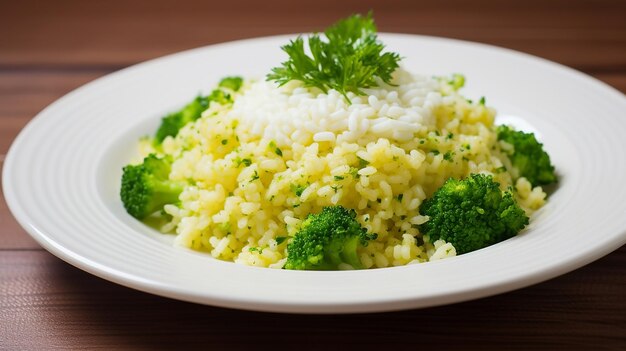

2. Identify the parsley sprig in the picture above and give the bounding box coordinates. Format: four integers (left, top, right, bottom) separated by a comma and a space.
267, 13, 401, 101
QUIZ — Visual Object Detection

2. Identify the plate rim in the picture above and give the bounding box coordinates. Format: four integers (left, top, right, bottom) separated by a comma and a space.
4, 33, 626, 313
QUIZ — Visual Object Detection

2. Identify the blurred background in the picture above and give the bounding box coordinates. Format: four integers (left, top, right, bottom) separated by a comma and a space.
2, 0, 625, 69
1, 0, 625, 349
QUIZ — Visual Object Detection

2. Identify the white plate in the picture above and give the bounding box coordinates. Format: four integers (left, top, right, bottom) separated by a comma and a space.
4, 34, 626, 313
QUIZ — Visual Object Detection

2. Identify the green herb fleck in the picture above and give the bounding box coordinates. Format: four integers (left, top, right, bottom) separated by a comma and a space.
234, 157, 252, 167
443, 151, 455, 161
357, 156, 370, 168
291, 183, 308, 197
349, 167, 361, 179
268, 141, 283, 156
449, 73, 465, 91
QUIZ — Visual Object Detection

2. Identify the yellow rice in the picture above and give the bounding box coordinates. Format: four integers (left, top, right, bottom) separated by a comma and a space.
137, 68, 547, 269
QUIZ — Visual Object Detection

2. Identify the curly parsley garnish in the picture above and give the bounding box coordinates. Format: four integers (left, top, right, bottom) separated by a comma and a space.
267, 13, 401, 101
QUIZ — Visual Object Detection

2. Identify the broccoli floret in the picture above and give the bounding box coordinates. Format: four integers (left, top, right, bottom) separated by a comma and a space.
154, 95, 210, 143
418, 174, 529, 254
154, 77, 243, 144
218, 76, 244, 91
497, 125, 557, 186
207, 89, 232, 105
284, 206, 377, 270
120, 154, 185, 219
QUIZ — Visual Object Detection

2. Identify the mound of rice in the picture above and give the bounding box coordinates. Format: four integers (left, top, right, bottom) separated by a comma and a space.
139, 68, 547, 269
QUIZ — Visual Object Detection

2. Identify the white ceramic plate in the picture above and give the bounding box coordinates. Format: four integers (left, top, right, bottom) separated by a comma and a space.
4, 34, 626, 313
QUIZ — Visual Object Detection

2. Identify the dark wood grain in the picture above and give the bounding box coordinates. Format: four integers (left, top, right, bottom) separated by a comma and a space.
1, 0, 625, 349
1, 248, 625, 350
1, 0, 625, 70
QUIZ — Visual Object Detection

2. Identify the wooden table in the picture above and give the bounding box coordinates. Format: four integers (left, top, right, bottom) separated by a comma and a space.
2, 0, 625, 349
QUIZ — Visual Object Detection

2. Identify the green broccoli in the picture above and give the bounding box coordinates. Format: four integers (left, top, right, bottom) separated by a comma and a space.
154, 95, 210, 143
207, 88, 232, 105
218, 76, 244, 92
284, 206, 377, 270
497, 125, 557, 186
153, 76, 243, 144
418, 174, 529, 254
120, 154, 185, 219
